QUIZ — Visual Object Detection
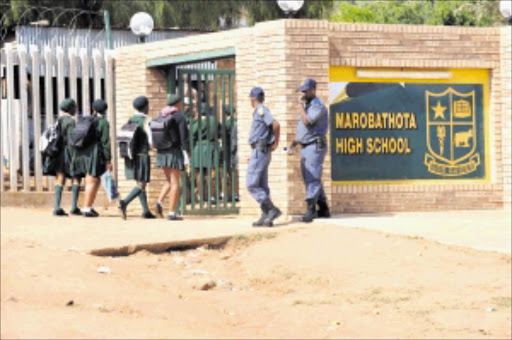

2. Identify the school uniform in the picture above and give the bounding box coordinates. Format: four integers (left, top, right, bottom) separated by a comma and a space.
73, 113, 111, 178
190, 114, 219, 170
155, 107, 189, 171
118, 96, 156, 220
124, 112, 151, 183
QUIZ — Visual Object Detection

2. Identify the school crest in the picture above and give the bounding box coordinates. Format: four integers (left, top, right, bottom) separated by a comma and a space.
424, 87, 480, 176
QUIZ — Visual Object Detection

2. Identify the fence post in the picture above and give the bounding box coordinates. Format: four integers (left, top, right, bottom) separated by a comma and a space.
105, 50, 117, 182
80, 48, 90, 116
18, 45, 31, 191
93, 49, 102, 100
57, 47, 65, 108
0, 51, 4, 191
31, 45, 43, 192
6, 44, 18, 191
44, 47, 55, 190
69, 48, 78, 102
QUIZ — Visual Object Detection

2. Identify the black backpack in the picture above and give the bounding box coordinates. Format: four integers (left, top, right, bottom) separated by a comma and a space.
117, 121, 141, 159
149, 115, 174, 150
69, 116, 98, 149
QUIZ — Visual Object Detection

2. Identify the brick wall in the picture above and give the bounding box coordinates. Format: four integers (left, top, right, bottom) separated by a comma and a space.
114, 20, 511, 216
327, 22, 506, 212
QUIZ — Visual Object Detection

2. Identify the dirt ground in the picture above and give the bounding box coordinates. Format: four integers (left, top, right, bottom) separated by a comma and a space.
1, 219, 511, 339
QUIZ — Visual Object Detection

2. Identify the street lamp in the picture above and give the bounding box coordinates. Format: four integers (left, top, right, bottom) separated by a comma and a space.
277, 0, 305, 18
130, 12, 154, 43
500, 0, 512, 25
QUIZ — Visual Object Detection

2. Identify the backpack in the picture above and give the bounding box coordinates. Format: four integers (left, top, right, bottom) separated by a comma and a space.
149, 115, 174, 150
39, 121, 61, 157
69, 116, 98, 149
117, 121, 140, 159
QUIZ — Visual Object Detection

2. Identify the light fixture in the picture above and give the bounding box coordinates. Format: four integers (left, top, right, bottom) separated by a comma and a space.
130, 12, 154, 43
500, 0, 512, 25
277, 0, 305, 18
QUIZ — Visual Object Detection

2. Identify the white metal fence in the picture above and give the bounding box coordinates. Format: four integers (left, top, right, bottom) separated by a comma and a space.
0, 43, 116, 192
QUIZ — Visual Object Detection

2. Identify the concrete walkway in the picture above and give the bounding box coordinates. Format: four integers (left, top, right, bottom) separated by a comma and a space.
1, 207, 510, 255
317, 209, 512, 254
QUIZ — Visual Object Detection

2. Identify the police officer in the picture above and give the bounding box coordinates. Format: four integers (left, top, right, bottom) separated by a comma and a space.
247, 87, 281, 227
295, 78, 330, 222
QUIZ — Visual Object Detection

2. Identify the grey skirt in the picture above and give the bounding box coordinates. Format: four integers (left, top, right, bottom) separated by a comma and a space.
156, 147, 184, 171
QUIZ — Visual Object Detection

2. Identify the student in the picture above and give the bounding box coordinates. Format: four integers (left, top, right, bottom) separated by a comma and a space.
190, 103, 219, 203
153, 94, 190, 220
118, 96, 156, 219
43, 98, 84, 216
74, 99, 112, 217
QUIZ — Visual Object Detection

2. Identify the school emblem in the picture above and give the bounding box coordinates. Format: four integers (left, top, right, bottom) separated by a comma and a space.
424, 87, 480, 176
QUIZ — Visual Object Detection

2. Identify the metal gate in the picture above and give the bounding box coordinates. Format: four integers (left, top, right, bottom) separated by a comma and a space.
172, 68, 238, 215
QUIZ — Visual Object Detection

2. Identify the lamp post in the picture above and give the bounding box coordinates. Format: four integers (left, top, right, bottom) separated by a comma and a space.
130, 12, 154, 43
277, 0, 305, 18
500, 0, 512, 25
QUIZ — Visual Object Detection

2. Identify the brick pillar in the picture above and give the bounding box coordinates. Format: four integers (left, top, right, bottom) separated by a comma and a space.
283, 20, 330, 216
237, 19, 331, 218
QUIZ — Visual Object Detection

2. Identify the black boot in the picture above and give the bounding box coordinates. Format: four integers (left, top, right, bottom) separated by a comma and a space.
317, 197, 331, 218
252, 202, 269, 227
53, 208, 68, 216
264, 200, 282, 227
156, 202, 164, 218
299, 199, 317, 223
118, 200, 127, 220
142, 211, 157, 219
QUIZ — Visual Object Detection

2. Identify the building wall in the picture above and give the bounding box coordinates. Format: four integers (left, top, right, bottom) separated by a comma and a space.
114, 20, 511, 217
500, 26, 512, 205
327, 22, 506, 212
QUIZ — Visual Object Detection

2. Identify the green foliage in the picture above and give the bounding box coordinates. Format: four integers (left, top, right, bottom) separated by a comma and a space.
330, 0, 506, 27
2, 0, 335, 30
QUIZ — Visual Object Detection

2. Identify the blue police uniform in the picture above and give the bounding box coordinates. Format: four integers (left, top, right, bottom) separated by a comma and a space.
246, 103, 274, 204
295, 78, 330, 222
296, 96, 328, 201
246, 86, 282, 227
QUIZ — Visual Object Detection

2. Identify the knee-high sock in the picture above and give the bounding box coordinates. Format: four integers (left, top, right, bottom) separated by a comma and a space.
54, 185, 63, 211
124, 187, 142, 206
71, 184, 80, 211
138, 190, 150, 214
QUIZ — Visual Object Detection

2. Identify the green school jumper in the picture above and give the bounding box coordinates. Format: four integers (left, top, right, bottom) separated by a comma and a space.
191, 115, 219, 169
124, 114, 151, 183
74, 114, 111, 178
43, 114, 84, 178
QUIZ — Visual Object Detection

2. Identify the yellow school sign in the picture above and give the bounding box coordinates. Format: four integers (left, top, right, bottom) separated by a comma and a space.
329, 67, 490, 184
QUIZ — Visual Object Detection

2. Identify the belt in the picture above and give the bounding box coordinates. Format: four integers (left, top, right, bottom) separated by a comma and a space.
299, 141, 316, 147
250, 141, 269, 149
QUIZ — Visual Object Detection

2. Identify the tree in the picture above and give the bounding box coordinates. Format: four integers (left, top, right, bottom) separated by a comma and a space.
330, 0, 506, 26
2, 0, 335, 31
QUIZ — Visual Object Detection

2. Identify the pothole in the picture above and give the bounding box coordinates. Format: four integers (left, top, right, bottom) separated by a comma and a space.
89, 236, 231, 257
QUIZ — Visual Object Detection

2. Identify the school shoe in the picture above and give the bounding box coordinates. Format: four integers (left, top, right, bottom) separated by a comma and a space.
142, 211, 157, 219
167, 214, 183, 221
84, 209, 100, 217
70, 208, 82, 216
156, 202, 164, 218
316, 198, 331, 218
252, 202, 269, 227
299, 199, 317, 223
118, 200, 127, 220
53, 208, 68, 216
263, 200, 282, 227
